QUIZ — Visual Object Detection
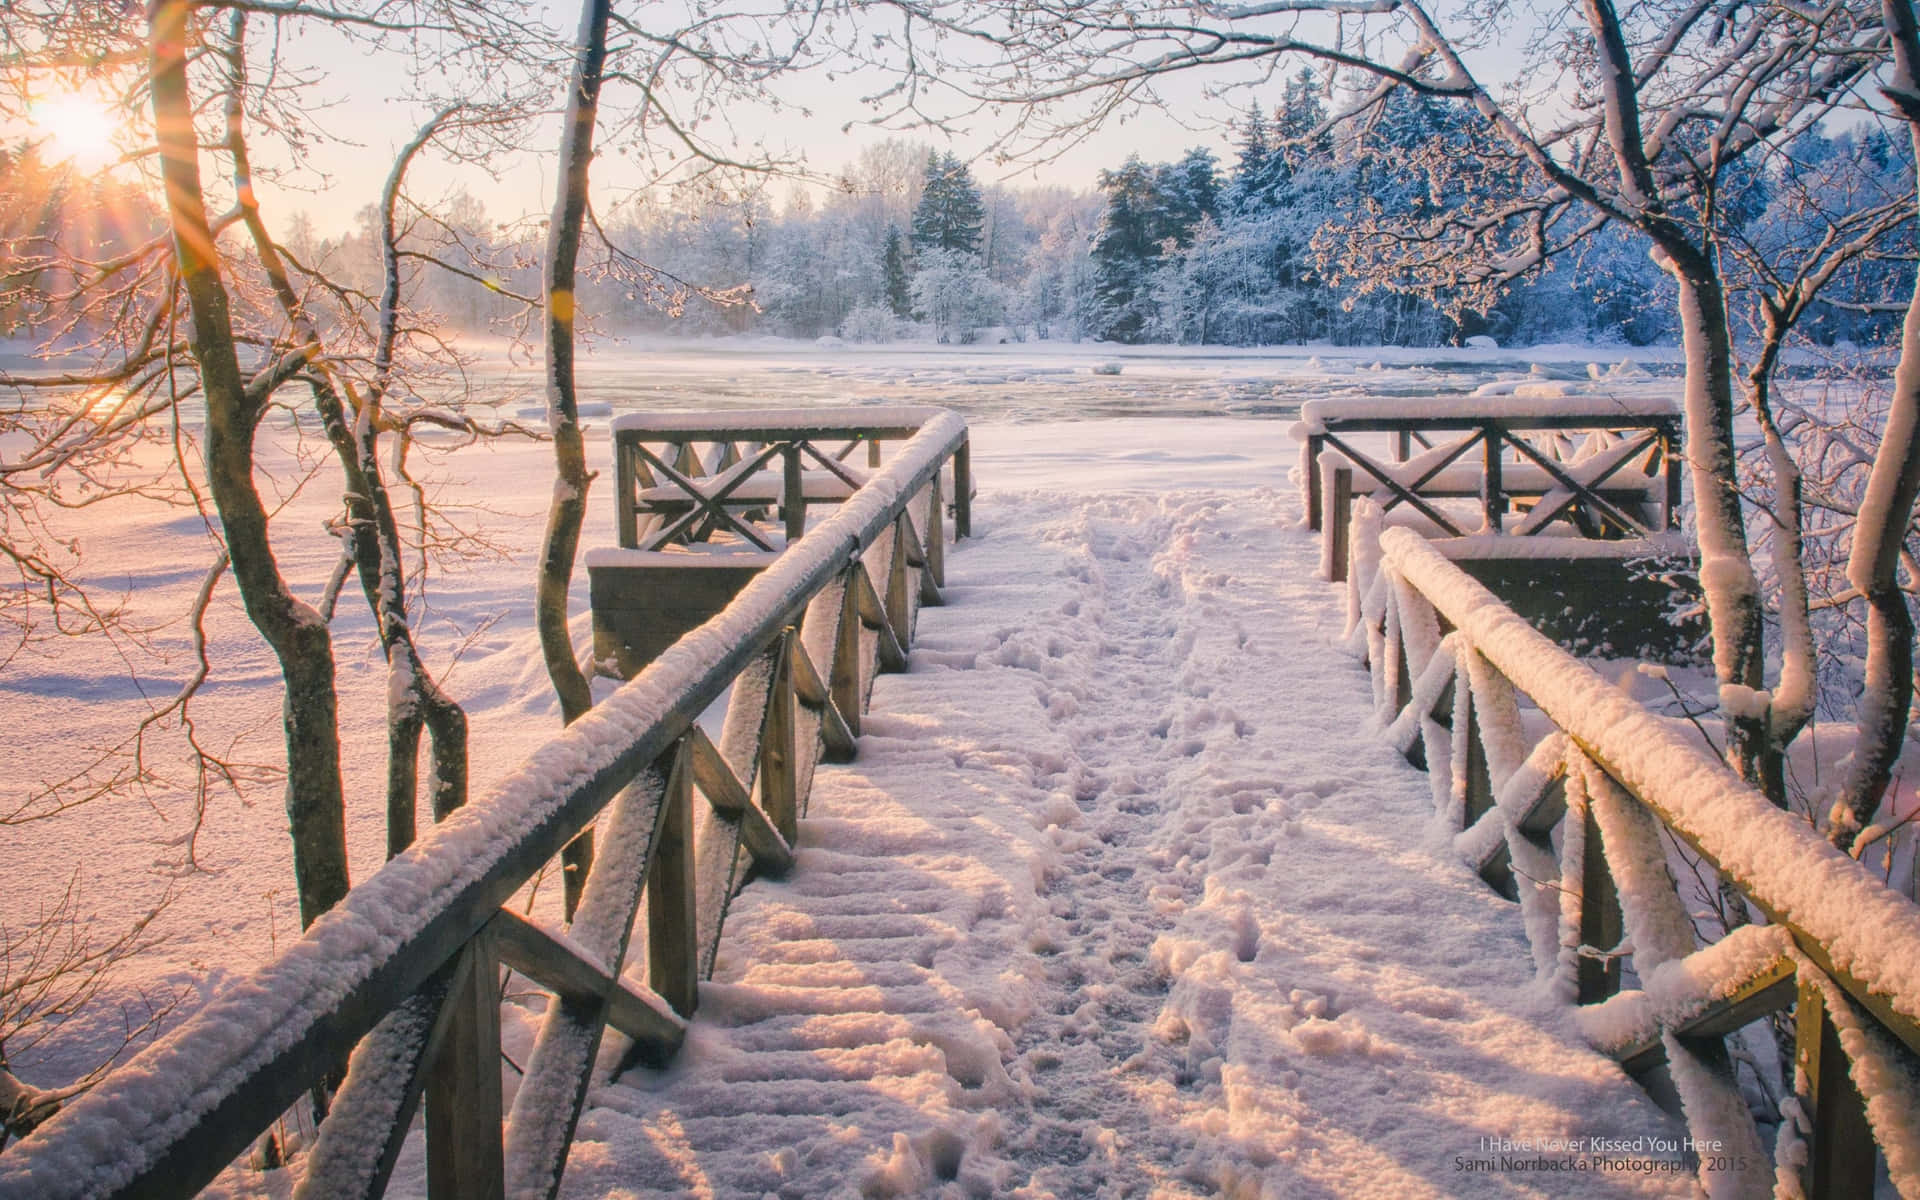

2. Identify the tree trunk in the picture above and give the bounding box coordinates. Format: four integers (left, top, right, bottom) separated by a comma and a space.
1665, 251, 1768, 778
220, 25, 468, 855
1832, 8, 1920, 843
150, 0, 348, 927
539, 0, 614, 917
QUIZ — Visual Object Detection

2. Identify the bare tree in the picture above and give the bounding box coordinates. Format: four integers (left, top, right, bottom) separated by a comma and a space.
533, 0, 828, 915
1831, 0, 1920, 846
0, 3, 558, 1127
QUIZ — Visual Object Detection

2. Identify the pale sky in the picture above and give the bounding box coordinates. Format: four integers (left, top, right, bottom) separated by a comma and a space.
6, 3, 1337, 236
223, 3, 1251, 236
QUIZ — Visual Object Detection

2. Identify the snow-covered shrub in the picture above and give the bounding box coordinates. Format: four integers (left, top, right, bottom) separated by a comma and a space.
910, 249, 1007, 344
839, 303, 899, 344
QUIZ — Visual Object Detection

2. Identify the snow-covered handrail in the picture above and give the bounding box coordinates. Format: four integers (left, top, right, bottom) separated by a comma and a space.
0, 411, 972, 1200
1346, 524, 1920, 1199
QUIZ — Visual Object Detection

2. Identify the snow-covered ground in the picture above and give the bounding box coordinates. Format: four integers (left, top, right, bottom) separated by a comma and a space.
5, 340, 1720, 1194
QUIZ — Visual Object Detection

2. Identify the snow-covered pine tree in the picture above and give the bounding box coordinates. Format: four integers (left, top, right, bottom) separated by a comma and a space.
910, 152, 986, 257
883, 224, 913, 317
1091, 155, 1167, 342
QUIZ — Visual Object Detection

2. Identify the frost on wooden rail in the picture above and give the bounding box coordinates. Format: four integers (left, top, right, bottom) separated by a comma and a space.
0, 410, 971, 1200
1346, 523, 1920, 1200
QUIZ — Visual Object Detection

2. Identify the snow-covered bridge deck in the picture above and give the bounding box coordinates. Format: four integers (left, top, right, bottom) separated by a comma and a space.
556, 488, 1689, 1197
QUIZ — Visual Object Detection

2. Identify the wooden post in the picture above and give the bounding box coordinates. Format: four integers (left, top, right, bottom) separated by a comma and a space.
782, 443, 806, 543
1577, 799, 1624, 1004
647, 741, 699, 1017
952, 440, 972, 538
1328, 466, 1353, 583
1795, 977, 1876, 1200
759, 631, 799, 843
425, 935, 505, 1200
867, 437, 882, 469
1662, 425, 1683, 529
925, 472, 947, 590
1482, 425, 1504, 533
1462, 684, 1495, 827
887, 516, 913, 643
1393, 428, 1411, 462
831, 565, 863, 734
1391, 609, 1414, 719
1307, 433, 1326, 532
614, 436, 638, 550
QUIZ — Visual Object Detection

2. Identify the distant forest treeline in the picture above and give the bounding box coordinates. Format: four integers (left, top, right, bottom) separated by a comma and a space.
6, 68, 1912, 351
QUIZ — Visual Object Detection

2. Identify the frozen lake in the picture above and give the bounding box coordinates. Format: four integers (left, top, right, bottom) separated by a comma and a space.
471, 335, 1684, 425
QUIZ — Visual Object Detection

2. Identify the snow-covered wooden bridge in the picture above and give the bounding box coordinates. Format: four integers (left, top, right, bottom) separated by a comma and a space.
2, 408, 1917, 1199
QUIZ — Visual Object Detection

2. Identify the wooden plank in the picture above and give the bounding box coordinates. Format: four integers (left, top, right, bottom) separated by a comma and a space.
785, 635, 856, 761
1576, 796, 1624, 1005
831, 573, 864, 730
1503, 431, 1653, 537
647, 742, 699, 1018
1305, 404, 1679, 433
1481, 424, 1503, 533
1796, 976, 1878, 1200
1516, 772, 1568, 840
686, 717, 795, 873
1306, 432, 1326, 531
953, 438, 972, 538
924, 471, 946, 590
799, 437, 868, 489
1462, 685, 1495, 828
501, 758, 676, 1200
886, 518, 914, 645
632, 441, 783, 551
853, 562, 908, 673
759, 630, 800, 843
1320, 432, 1466, 536
1617, 956, 1797, 1077
486, 910, 684, 1054
782, 444, 806, 542
425, 935, 504, 1200
1328, 466, 1352, 583
612, 411, 941, 443
294, 952, 469, 1200
1662, 426, 1683, 529
686, 724, 751, 812
895, 499, 943, 606
616, 440, 639, 550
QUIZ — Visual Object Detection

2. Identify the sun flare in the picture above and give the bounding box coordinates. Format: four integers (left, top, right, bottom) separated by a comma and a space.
32, 90, 120, 172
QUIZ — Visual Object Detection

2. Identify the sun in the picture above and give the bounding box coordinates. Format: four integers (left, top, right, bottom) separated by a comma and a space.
32, 89, 121, 172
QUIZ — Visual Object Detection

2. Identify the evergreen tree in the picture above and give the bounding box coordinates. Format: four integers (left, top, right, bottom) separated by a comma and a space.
1276, 67, 1330, 153
910, 152, 986, 257
882, 224, 912, 317
1157, 148, 1221, 247
1090, 155, 1163, 342
1224, 104, 1271, 217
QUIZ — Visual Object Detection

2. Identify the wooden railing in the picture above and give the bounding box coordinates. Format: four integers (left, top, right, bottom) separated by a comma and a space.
611, 407, 973, 551
0, 411, 971, 1200
1348, 525, 1920, 1199
1298, 395, 1682, 582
